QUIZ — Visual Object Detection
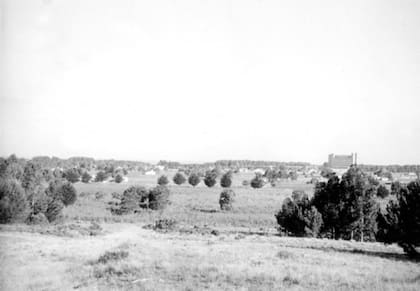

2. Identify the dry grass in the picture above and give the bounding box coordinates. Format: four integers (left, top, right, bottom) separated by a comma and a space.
0, 172, 418, 290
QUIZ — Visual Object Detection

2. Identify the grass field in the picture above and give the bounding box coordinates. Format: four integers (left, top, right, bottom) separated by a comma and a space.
1, 172, 419, 290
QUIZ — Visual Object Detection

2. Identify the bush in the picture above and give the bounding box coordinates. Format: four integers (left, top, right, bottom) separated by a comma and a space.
275, 192, 323, 237
148, 185, 170, 210
250, 174, 264, 189
114, 174, 123, 183
64, 168, 80, 183
377, 185, 390, 199
219, 189, 236, 211
157, 175, 169, 186
47, 181, 77, 207
45, 198, 64, 222
0, 178, 29, 223
97, 250, 129, 264
242, 180, 250, 187
172, 172, 186, 185
204, 170, 217, 188
188, 173, 201, 187
30, 189, 49, 215
220, 171, 233, 188
95, 171, 108, 182
152, 218, 177, 231
119, 186, 149, 214
81, 172, 92, 183
27, 212, 49, 225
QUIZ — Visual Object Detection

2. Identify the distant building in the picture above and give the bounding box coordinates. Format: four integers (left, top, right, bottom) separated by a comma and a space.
328, 153, 356, 169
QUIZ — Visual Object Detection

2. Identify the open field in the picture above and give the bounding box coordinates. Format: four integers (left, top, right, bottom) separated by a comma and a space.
1, 172, 419, 290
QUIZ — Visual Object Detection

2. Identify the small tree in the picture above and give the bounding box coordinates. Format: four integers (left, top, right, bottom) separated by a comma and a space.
204, 170, 217, 188
220, 171, 233, 188
157, 175, 169, 186
188, 173, 201, 187
64, 168, 80, 183
114, 174, 123, 183
95, 171, 108, 182
148, 185, 170, 210
118, 186, 149, 214
172, 172, 186, 185
219, 189, 235, 211
377, 185, 390, 199
250, 174, 264, 189
44, 198, 64, 222
242, 180, 250, 187
46, 180, 77, 206
81, 172, 92, 183
0, 178, 29, 223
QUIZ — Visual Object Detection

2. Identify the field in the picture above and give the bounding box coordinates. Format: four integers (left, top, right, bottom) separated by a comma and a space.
1, 172, 419, 290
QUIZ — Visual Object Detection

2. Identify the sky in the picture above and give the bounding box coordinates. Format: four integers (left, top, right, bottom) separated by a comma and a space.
1, 0, 419, 165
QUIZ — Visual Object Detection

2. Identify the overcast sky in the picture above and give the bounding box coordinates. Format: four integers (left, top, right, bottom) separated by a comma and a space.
1, 0, 419, 164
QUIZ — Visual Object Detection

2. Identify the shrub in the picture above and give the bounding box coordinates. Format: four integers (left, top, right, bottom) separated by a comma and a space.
242, 180, 250, 187
27, 212, 49, 225
250, 174, 264, 189
114, 174, 123, 183
172, 172, 186, 185
153, 218, 177, 231
45, 198, 64, 222
204, 170, 217, 188
148, 185, 170, 210
81, 172, 92, 183
188, 173, 201, 187
119, 186, 149, 214
29, 189, 49, 215
219, 189, 236, 211
0, 178, 29, 223
97, 250, 129, 264
157, 175, 169, 186
275, 192, 323, 237
377, 185, 390, 199
64, 168, 80, 183
220, 171, 233, 188
47, 181, 77, 206
95, 171, 108, 182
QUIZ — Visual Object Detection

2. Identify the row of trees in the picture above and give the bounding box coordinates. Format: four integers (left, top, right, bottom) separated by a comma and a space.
157, 170, 234, 188
275, 166, 420, 257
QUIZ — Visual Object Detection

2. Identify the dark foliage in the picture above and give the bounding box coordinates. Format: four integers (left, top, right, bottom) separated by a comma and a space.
172, 172, 186, 185
377, 185, 390, 199
64, 168, 80, 183
220, 171, 233, 188
148, 185, 170, 210
44, 198, 64, 222
204, 170, 218, 188
250, 174, 264, 189
157, 175, 169, 186
81, 172, 92, 183
219, 189, 236, 211
0, 178, 28, 223
95, 171, 108, 182
188, 173, 201, 187
114, 174, 123, 183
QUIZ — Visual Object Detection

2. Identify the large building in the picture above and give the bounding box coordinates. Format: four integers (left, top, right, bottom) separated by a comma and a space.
328, 153, 356, 169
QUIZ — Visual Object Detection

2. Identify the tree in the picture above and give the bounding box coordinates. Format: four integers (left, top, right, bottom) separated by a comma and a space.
220, 171, 233, 188
289, 171, 298, 181
44, 198, 64, 222
188, 173, 201, 187
95, 171, 108, 182
377, 180, 420, 257
219, 189, 235, 210
377, 185, 390, 199
114, 174, 123, 183
21, 161, 42, 192
204, 170, 218, 188
275, 191, 322, 237
47, 181, 77, 206
157, 175, 169, 186
64, 168, 80, 183
148, 185, 170, 210
0, 178, 29, 223
172, 172, 186, 185
250, 174, 264, 189
312, 166, 380, 241
81, 172, 92, 183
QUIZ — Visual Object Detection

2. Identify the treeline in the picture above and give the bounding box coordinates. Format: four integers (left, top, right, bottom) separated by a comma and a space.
358, 164, 420, 173
7, 155, 151, 171
276, 166, 420, 257
158, 159, 310, 169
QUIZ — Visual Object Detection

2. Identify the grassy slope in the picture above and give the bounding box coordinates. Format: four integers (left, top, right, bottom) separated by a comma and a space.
1, 172, 419, 290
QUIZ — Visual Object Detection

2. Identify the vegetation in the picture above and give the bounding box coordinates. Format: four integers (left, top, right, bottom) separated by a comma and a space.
204, 170, 218, 188
64, 168, 81, 183
188, 173, 201, 187
220, 171, 233, 188
172, 172, 186, 185
157, 175, 169, 186
114, 174, 123, 183
95, 171, 108, 182
148, 185, 170, 210
0, 178, 28, 223
376, 185, 390, 198
81, 172, 92, 183
219, 189, 235, 210
377, 180, 420, 257
250, 174, 264, 189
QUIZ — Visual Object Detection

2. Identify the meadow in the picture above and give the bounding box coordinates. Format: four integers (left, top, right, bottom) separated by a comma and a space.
1, 171, 419, 290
